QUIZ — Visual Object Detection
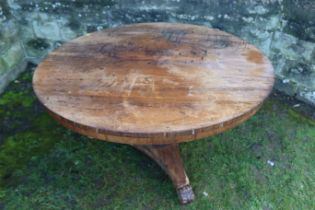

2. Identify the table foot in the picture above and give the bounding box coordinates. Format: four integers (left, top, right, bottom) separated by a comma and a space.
132, 144, 195, 205
177, 185, 195, 205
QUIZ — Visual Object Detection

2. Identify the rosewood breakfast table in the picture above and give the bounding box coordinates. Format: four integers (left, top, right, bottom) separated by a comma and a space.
32, 23, 274, 204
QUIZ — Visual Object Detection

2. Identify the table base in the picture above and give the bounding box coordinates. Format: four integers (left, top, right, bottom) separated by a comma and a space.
132, 144, 195, 204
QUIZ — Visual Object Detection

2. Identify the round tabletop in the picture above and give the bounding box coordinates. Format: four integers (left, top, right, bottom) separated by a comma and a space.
33, 22, 274, 145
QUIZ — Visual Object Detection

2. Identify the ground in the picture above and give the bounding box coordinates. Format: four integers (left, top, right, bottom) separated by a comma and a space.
0, 64, 314, 210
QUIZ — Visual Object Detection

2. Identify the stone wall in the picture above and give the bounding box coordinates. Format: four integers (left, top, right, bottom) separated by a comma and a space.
1, 0, 314, 105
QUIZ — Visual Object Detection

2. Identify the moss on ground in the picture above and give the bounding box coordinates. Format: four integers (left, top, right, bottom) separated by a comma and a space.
0, 65, 314, 209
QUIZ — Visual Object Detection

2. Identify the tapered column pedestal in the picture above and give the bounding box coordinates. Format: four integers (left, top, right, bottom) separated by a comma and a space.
133, 144, 195, 205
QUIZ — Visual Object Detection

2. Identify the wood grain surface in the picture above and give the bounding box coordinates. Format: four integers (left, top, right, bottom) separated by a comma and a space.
33, 22, 274, 144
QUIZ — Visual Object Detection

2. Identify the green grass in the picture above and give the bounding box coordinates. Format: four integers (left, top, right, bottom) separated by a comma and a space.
0, 65, 314, 209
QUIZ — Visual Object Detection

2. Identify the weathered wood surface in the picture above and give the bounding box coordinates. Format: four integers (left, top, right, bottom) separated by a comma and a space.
33, 22, 274, 144
134, 144, 194, 204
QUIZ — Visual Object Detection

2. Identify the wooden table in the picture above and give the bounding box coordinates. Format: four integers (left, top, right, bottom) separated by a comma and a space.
32, 23, 274, 204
